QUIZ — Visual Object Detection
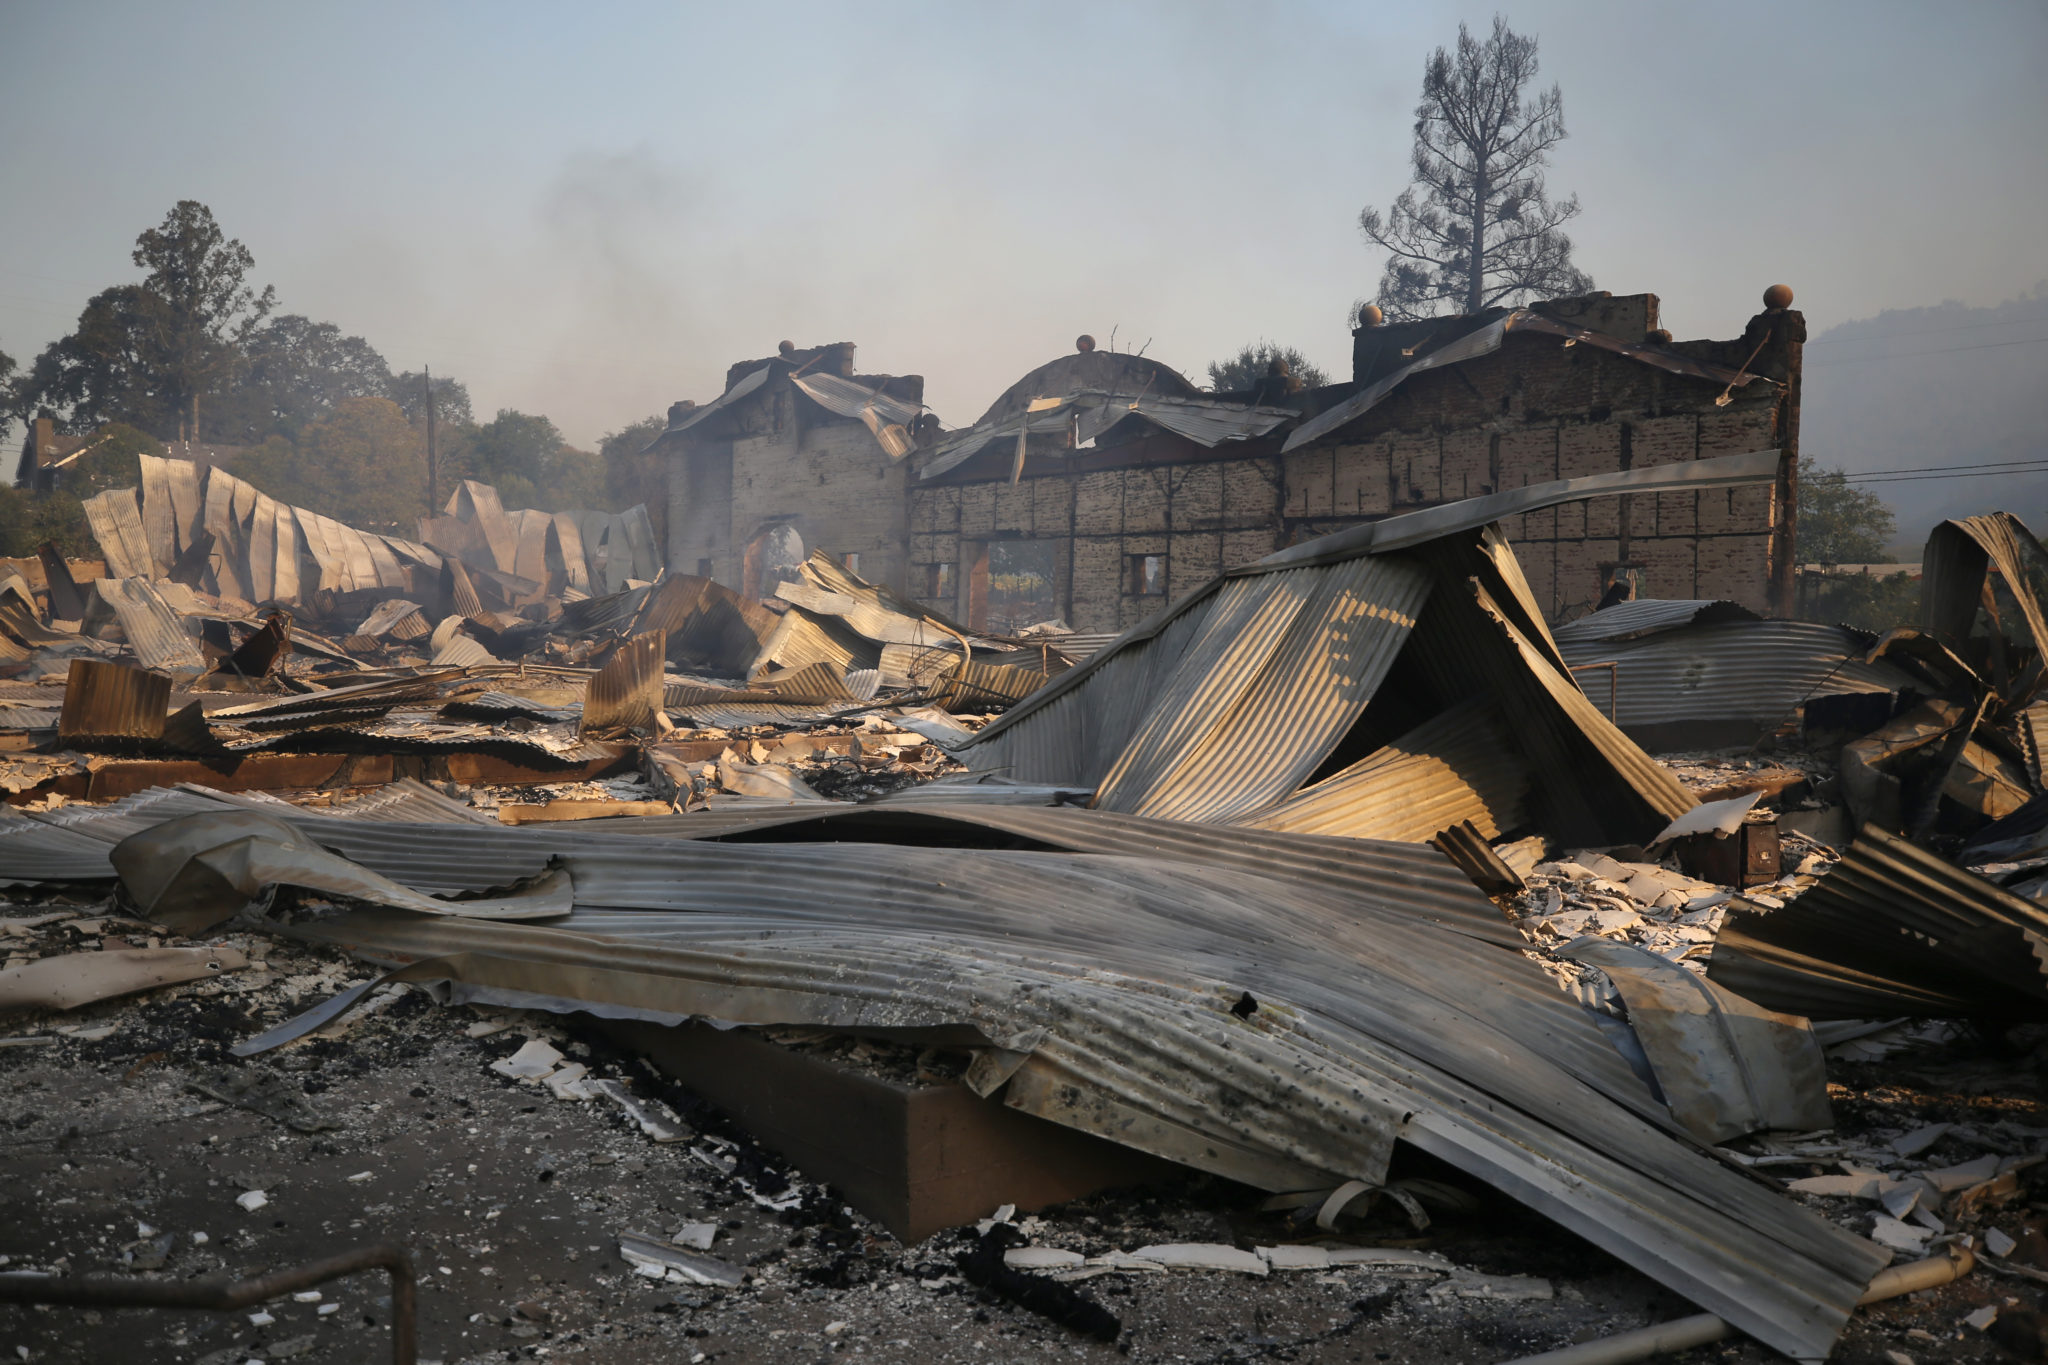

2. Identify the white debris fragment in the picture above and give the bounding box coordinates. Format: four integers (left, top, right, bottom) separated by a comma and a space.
1257, 1245, 1331, 1270
589, 1079, 690, 1142
544, 1062, 594, 1101
489, 1037, 564, 1080
246, 1310, 274, 1326
1003, 1247, 1085, 1270
290, 1290, 321, 1303
235, 1190, 269, 1212
1869, 1215, 1929, 1252
317, 1303, 340, 1316
1128, 1243, 1269, 1275
1987, 1227, 2018, 1258
671, 1222, 718, 1251
1429, 1273, 1554, 1301
1891, 1123, 1952, 1158
1965, 1305, 2000, 1331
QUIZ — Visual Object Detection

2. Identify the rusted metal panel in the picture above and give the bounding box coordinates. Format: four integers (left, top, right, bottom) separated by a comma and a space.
57, 658, 169, 744
85, 753, 391, 801
581, 630, 666, 736
1708, 823, 2048, 1020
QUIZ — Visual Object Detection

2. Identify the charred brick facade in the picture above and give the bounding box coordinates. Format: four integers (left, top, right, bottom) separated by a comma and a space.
666, 292, 1802, 634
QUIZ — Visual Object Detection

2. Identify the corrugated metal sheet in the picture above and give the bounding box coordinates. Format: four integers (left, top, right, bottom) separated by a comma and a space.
57, 658, 169, 742
0, 706, 60, 729
82, 487, 151, 581
751, 608, 879, 681
1284, 311, 1768, 453
668, 701, 861, 730
581, 630, 665, 735
1094, 556, 1430, 823
1552, 599, 1760, 647
659, 364, 770, 438
41, 809, 1876, 1361
1921, 512, 2048, 657
1709, 824, 2048, 1020
90, 578, 206, 672
788, 373, 920, 459
1556, 619, 1916, 737
1240, 700, 1529, 842
922, 392, 1296, 481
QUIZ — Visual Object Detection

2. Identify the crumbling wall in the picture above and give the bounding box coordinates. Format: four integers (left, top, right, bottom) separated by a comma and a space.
1303, 299, 1798, 618
667, 376, 912, 598
911, 452, 1281, 631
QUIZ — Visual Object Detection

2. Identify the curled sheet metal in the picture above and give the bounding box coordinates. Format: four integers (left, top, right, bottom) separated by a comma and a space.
1921, 512, 2048, 661
0, 945, 247, 1013
1708, 823, 2048, 1021
581, 630, 667, 735
109, 810, 574, 934
87, 579, 206, 672
1558, 937, 1831, 1144
1552, 599, 1761, 647
1093, 556, 1430, 824
1240, 700, 1529, 843
130, 817, 1885, 1361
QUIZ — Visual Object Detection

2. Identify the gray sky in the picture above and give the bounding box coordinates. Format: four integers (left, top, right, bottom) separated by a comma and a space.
2, 1, 2044, 447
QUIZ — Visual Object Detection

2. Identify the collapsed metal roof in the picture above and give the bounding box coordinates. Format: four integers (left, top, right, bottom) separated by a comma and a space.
1282, 309, 1774, 453
921, 391, 1297, 481
0, 800, 1888, 1360
959, 452, 1783, 847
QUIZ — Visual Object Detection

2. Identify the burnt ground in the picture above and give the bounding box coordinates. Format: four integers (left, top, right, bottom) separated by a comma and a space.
0, 909, 2043, 1364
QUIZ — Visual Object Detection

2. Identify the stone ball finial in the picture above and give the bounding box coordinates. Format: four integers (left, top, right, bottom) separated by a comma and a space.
1075, 334, 1096, 353
1762, 284, 1794, 311
777, 340, 796, 356
1358, 304, 1384, 328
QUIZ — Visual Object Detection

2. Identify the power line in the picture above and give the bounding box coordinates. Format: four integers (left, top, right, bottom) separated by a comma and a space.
1831, 455, 2048, 479
1843, 467, 2048, 486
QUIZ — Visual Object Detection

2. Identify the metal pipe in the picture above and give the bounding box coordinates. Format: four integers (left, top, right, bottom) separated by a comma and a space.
1493, 1246, 1974, 1365
0, 1242, 416, 1365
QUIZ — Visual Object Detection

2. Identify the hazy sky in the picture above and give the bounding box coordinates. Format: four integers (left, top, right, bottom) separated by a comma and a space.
2, 1, 2043, 447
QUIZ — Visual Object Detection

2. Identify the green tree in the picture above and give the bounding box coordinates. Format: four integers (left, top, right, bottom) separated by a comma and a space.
0, 486, 95, 559
387, 370, 473, 427
131, 200, 276, 439
0, 348, 15, 445
1358, 16, 1591, 319
1206, 343, 1329, 393
52, 422, 163, 498
235, 397, 425, 534
599, 414, 669, 541
459, 410, 602, 511
209, 314, 392, 445
1799, 466, 1897, 566
11, 202, 275, 441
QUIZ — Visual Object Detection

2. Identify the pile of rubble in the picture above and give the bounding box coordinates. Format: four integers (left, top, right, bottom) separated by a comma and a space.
8, 457, 2048, 1365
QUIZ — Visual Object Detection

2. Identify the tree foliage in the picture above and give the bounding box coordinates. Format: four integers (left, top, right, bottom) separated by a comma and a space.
130, 200, 277, 436
235, 397, 426, 535
208, 314, 394, 446
1206, 343, 1329, 393
1798, 466, 1898, 565
0, 486, 95, 559
1358, 16, 1591, 320
459, 410, 604, 513
599, 415, 670, 547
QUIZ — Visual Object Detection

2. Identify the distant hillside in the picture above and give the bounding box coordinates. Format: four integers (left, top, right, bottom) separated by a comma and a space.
1800, 283, 2048, 552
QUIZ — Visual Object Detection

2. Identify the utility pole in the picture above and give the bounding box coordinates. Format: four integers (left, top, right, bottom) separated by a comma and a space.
423, 367, 439, 514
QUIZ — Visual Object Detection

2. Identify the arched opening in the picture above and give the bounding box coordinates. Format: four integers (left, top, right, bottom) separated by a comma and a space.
742, 523, 806, 600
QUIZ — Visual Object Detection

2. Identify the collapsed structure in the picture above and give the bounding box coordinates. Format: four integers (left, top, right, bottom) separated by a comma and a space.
655, 289, 1804, 635
5, 318, 2048, 1361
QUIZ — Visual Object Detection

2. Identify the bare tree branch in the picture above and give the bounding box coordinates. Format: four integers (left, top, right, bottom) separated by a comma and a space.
1357, 15, 1592, 321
